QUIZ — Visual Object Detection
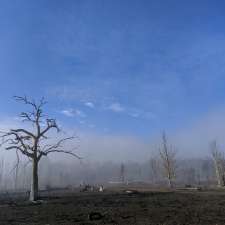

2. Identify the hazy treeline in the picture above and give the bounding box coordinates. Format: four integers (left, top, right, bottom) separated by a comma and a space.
0, 156, 216, 191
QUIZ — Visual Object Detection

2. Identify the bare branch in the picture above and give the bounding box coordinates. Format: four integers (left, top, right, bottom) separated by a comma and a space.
5, 145, 33, 158
39, 119, 60, 137
41, 149, 81, 159
38, 136, 81, 160
20, 112, 35, 122
11, 129, 35, 139
14, 95, 37, 110
42, 137, 75, 152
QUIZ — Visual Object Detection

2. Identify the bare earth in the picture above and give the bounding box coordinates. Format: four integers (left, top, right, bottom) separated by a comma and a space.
0, 189, 225, 225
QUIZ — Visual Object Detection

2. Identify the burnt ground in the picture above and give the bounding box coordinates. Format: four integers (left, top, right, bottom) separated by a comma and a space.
0, 189, 225, 225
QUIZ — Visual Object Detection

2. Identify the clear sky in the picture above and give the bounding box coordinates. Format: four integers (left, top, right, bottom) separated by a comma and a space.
1, 0, 225, 140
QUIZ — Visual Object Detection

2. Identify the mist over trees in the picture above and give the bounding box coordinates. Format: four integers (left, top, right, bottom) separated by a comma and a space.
0, 96, 224, 200
0, 155, 218, 191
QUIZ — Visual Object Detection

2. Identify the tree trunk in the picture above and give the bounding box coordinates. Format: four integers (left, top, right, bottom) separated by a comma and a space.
214, 161, 225, 187
215, 165, 222, 187
168, 177, 173, 188
29, 158, 38, 201
168, 172, 173, 188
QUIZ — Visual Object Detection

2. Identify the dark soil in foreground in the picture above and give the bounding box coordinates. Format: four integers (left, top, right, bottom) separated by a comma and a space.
0, 190, 225, 225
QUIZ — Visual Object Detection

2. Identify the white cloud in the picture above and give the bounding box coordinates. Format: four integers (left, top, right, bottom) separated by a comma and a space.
78, 120, 86, 124
61, 109, 86, 118
108, 102, 125, 113
127, 108, 156, 120
107, 103, 157, 121
129, 113, 140, 118
128, 108, 142, 118
84, 102, 95, 108
61, 109, 74, 117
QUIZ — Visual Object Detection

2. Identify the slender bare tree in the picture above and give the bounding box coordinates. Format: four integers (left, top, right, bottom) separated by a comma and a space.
149, 156, 159, 184
0, 96, 80, 201
0, 158, 4, 190
201, 159, 212, 185
159, 131, 177, 188
12, 154, 19, 190
120, 163, 125, 183
210, 140, 225, 187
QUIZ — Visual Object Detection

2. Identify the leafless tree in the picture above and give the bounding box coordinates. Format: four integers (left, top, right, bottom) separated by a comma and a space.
9, 150, 21, 190
149, 156, 159, 184
21, 161, 30, 190
0, 96, 81, 201
201, 159, 212, 185
159, 131, 177, 188
0, 158, 4, 190
120, 163, 125, 182
210, 140, 225, 187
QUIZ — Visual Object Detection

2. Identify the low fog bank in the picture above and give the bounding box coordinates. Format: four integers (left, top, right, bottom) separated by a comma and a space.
62, 107, 225, 161
0, 155, 216, 191
2, 106, 225, 162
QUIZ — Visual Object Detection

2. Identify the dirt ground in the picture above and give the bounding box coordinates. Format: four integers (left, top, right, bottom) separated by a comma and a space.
0, 189, 225, 225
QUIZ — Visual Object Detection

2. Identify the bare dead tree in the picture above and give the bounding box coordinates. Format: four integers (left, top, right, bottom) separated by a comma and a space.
0, 96, 81, 201
12, 152, 20, 190
210, 140, 225, 187
201, 158, 212, 185
21, 161, 30, 190
120, 163, 125, 183
149, 156, 159, 184
0, 158, 4, 190
159, 131, 177, 188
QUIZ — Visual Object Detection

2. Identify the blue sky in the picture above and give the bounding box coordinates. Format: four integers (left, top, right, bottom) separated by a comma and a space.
1, 0, 225, 138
